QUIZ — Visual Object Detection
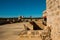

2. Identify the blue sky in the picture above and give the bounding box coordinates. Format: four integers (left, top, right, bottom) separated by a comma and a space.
0, 0, 46, 17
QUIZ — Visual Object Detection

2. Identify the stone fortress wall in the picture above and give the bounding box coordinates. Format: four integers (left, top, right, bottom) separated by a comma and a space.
46, 0, 60, 40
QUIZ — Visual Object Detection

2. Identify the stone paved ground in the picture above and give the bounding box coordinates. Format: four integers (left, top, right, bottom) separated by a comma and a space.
0, 22, 25, 40
0, 22, 42, 40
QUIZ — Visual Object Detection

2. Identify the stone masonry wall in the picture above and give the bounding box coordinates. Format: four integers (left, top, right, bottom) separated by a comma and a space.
46, 0, 60, 40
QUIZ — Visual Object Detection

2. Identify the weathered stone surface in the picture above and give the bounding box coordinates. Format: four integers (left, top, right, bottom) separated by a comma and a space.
46, 0, 60, 40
